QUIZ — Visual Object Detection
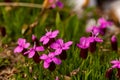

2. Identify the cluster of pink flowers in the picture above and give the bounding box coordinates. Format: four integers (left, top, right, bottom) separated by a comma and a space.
77, 33, 103, 59
86, 17, 113, 36
84, 18, 119, 79
14, 30, 72, 71
77, 17, 118, 59
13, 17, 119, 79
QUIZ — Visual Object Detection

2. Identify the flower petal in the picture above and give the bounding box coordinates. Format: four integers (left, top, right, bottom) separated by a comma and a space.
50, 42, 60, 49
40, 36, 46, 42
118, 65, 120, 68
51, 30, 59, 38
36, 46, 44, 51
55, 49, 62, 55
24, 43, 30, 48
24, 50, 29, 55
43, 38, 49, 45
18, 38, 26, 45
46, 32, 52, 36
80, 37, 87, 43
40, 54, 48, 60
52, 57, 61, 65
14, 46, 23, 53
95, 37, 103, 42
28, 51, 35, 58
63, 41, 73, 50
87, 37, 94, 43
56, 39, 63, 45
48, 52, 55, 58
111, 64, 118, 68
44, 61, 50, 68
111, 60, 120, 64
64, 41, 73, 47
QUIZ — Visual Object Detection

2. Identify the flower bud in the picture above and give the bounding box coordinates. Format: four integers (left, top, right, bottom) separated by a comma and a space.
111, 35, 118, 51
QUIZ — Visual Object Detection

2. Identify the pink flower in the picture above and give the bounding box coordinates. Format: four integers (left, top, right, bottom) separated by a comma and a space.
86, 18, 113, 36
111, 60, 120, 68
24, 45, 44, 58
40, 52, 61, 69
14, 38, 30, 53
91, 27, 100, 36
49, 0, 64, 9
110, 60, 120, 78
77, 37, 90, 59
50, 39, 73, 55
40, 30, 59, 45
88, 36, 103, 53
98, 17, 112, 29
97, 18, 112, 35
77, 37, 90, 49
88, 36, 103, 43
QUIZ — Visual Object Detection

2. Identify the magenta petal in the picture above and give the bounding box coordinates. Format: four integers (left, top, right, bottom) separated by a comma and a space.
44, 61, 50, 68
80, 37, 87, 42
18, 38, 26, 45
24, 50, 29, 55
111, 60, 120, 64
40, 54, 48, 60
24, 43, 30, 48
111, 64, 118, 68
63, 41, 73, 50
52, 57, 61, 65
118, 65, 120, 68
56, 39, 63, 45
14, 46, 23, 53
28, 51, 35, 58
87, 37, 94, 43
95, 37, 103, 42
40, 36, 46, 42
62, 46, 69, 50
48, 52, 55, 57
50, 42, 60, 49
51, 30, 59, 38
43, 38, 49, 44
64, 41, 73, 47
46, 58, 52, 63
36, 46, 44, 51
55, 49, 62, 55
46, 32, 52, 36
